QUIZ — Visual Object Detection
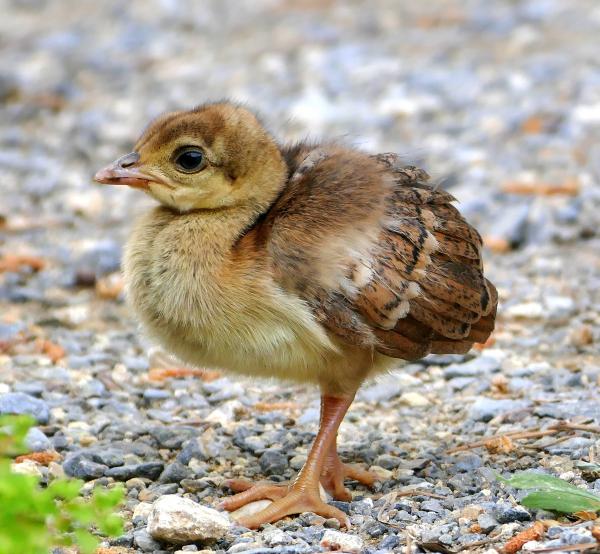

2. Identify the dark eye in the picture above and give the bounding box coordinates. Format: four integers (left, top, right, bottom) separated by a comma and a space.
174, 148, 205, 173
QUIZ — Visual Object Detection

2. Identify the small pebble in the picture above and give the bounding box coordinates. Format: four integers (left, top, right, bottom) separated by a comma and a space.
320, 529, 364, 553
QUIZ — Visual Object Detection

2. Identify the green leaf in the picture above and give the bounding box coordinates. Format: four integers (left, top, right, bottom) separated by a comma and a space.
92, 483, 125, 509
47, 478, 83, 500
98, 513, 124, 536
0, 415, 35, 457
498, 471, 600, 514
0, 418, 125, 554
73, 528, 99, 554
520, 491, 600, 513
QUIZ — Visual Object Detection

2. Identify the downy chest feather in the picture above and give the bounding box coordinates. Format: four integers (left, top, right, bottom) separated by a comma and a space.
123, 208, 336, 378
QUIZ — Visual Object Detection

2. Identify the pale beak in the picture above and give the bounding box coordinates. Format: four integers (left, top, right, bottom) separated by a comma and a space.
94, 152, 153, 190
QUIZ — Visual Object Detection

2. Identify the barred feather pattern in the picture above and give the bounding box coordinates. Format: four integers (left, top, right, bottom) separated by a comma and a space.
268, 147, 498, 362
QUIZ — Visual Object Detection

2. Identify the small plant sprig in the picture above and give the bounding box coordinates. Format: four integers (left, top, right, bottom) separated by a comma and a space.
0, 415, 124, 554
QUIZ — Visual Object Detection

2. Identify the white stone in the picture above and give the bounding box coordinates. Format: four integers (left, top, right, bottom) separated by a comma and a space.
147, 495, 230, 544
227, 543, 263, 553
229, 499, 272, 522
228, 484, 328, 523
48, 461, 65, 480
389, 370, 422, 387
544, 295, 575, 318
370, 465, 393, 480
205, 400, 243, 426
11, 459, 42, 478
53, 305, 90, 327
133, 502, 153, 521
522, 540, 545, 551
574, 103, 600, 124
320, 529, 364, 553
262, 526, 288, 546
400, 392, 430, 407
506, 301, 544, 319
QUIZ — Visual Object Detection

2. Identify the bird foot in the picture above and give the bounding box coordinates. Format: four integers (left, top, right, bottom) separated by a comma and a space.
219, 479, 288, 510
219, 478, 349, 529
320, 458, 379, 502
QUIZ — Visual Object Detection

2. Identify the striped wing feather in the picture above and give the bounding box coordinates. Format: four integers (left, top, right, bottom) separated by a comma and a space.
268, 147, 497, 361
360, 153, 497, 359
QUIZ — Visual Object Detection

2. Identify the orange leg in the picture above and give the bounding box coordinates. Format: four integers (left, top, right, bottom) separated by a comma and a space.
220, 394, 376, 529
320, 438, 378, 502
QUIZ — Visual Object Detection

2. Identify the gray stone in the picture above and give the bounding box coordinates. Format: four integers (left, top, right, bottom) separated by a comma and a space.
534, 399, 600, 420
133, 528, 162, 552
494, 505, 531, 524
359, 378, 403, 403
75, 239, 121, 277
227, 544, 315, 554
63, 452, 108, 480
151, 426, 197, 449
378, 534, 401, 550
243, 435, 266, 453
297, 407, 320, 425
181, 479, 211, 493
88, 448, 126, 468
109, 532, 134, 547
488, 202, 530, 247
24, 427, 52, 452
365, 521, 387, 537
0, 321, 24, 340
0, 392, 50, 424
177, 436, 223, 464
351, 499, 374, 516
13, 381, 45, 396
420, 499, 445, 513
477, 513, 498, 533
143, 388, 171, 401
444, 356, 501, 379
259, 449, 288, 476
546, 437, 594, 456
374, 454, 403, 469
105, 462, 164, 481
159, 461, 193, 483
468, 398, 529, 422
453, 453, 484, 472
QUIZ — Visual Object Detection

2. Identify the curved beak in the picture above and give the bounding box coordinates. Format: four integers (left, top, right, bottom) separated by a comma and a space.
94, 152, 152, 190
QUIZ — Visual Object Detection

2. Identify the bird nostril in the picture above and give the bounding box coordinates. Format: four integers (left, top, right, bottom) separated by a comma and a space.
117, 152, 140, 168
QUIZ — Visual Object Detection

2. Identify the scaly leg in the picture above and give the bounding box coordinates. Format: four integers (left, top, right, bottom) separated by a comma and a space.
220, 394, 355, 528
320, 438, 378, 501
223, 398, 377, 505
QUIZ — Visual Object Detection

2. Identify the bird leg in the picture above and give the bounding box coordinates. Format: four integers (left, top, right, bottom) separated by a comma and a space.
221, 395, 378, 508
220, 394, 357, 529
320, 437, 378, 502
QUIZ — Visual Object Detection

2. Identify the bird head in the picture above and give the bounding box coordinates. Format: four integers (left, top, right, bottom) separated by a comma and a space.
94, 102, 286, 213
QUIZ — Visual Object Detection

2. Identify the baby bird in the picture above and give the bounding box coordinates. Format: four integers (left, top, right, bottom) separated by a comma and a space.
95, 102, 497, 529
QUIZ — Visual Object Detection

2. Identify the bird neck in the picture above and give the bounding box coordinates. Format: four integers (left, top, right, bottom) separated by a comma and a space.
233, 143, 288, 217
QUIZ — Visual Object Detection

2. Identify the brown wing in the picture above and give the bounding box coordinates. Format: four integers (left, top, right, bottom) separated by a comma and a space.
265, 145, 498, 361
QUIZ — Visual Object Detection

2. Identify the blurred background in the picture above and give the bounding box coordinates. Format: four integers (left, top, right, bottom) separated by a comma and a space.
2, 0, 600, 251
1, 2, 600, 552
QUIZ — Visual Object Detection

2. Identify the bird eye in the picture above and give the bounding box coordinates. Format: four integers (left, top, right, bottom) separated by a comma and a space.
174, 148, 206, 173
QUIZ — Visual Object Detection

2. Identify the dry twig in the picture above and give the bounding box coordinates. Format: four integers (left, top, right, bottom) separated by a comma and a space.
529, 543, 599, 553
447, 421, 600, 455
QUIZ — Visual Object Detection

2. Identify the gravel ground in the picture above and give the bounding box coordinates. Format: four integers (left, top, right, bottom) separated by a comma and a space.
1, 1, 600, 553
